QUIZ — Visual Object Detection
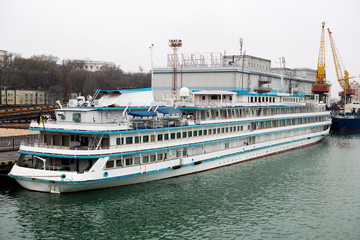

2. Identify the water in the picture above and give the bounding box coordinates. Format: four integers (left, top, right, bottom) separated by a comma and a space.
1, 133, 360, 239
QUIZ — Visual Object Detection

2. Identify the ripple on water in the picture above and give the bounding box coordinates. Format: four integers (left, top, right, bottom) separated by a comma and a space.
0, 133, 360, 239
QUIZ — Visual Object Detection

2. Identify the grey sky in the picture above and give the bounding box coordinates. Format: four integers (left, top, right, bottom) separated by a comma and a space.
1, 0, 359, 97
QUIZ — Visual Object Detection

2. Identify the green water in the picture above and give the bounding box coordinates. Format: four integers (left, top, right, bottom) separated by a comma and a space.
1, 133, 360, 239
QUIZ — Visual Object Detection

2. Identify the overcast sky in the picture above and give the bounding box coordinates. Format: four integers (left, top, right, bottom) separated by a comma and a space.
1, 0, 359, 96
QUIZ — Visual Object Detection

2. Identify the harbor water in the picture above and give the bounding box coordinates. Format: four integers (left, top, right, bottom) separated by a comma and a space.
0, 133, 359, 239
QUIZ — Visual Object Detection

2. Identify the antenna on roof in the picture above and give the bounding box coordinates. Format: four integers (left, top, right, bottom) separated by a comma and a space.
239, 38, 243, 56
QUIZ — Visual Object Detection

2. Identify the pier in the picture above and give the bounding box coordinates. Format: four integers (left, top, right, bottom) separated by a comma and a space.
0, 104, 58, 123
0, 151, 18, 176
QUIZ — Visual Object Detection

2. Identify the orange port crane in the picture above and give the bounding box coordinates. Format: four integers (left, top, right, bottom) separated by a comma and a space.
327, 27, 355, 103
312, 22, 330, 98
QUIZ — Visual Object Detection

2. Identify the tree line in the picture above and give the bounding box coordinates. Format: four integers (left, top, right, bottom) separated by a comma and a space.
0, 53, 150, 103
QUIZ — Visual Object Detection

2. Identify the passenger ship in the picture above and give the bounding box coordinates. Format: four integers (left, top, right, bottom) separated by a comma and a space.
9, 51, 332, 193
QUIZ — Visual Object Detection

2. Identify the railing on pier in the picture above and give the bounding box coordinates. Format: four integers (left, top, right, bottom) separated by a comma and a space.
0, 134, 39, 151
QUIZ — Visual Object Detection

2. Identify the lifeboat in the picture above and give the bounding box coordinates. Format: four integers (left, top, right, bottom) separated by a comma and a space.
157, 108, 183, 121
127, 111, 157, 122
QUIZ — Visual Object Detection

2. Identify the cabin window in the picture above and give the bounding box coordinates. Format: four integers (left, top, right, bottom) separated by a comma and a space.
170, 133, 176, 139
62, 136, 70, 146
73, 113, 81, 122
150, 155, 156, 162
204, 129, 207, 135
199, 130, 202, 136
225, 142, 230, 149
135, 136, 140, 143
182, 132, 187, 138
125, 158, 133, 166
177, 132, 181, 138
193, 131, 198, 137
157, 134, 163, 141
221, 128, 225, 133
126, 137, 133, 144
71, 135, 80, 142
81, 136, 88, 146
58, 113, 65, 120
208, 129, 212, 134
188, 131, 192, 137
143, 136, 149, 143
202, 96, 206, 100
61, 159, 70, 166
143, 156, 149, 163
176, 150, 182, 157
157, 153, 163, 160
116, 159, 123, 167
233, 127, 236, 132
116, 138, 121, 145
211, 95, 218, 100
183, 149, 187, 156
164, 133, 169, 140
134, 157, 140, 164
106, 160, 114, 168
151, 135, 155, 142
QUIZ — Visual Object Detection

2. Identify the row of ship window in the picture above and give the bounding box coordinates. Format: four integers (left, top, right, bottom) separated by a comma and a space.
106, 149, 188, 168
115, 115, 327, 146
116, 125, 249, 145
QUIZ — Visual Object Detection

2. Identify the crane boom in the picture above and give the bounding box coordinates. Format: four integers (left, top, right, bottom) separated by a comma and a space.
317, 22, 326, 82
312, 22, 330, 97
327, 27, 355, 102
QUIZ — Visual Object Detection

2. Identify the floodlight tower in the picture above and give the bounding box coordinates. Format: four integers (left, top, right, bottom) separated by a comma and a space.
169, 39, 182, 93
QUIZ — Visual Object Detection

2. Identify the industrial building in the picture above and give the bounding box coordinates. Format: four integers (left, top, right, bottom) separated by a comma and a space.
153, 52, 320, 102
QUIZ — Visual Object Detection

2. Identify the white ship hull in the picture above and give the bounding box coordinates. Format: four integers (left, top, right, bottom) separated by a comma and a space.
11, 131, 327, 193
